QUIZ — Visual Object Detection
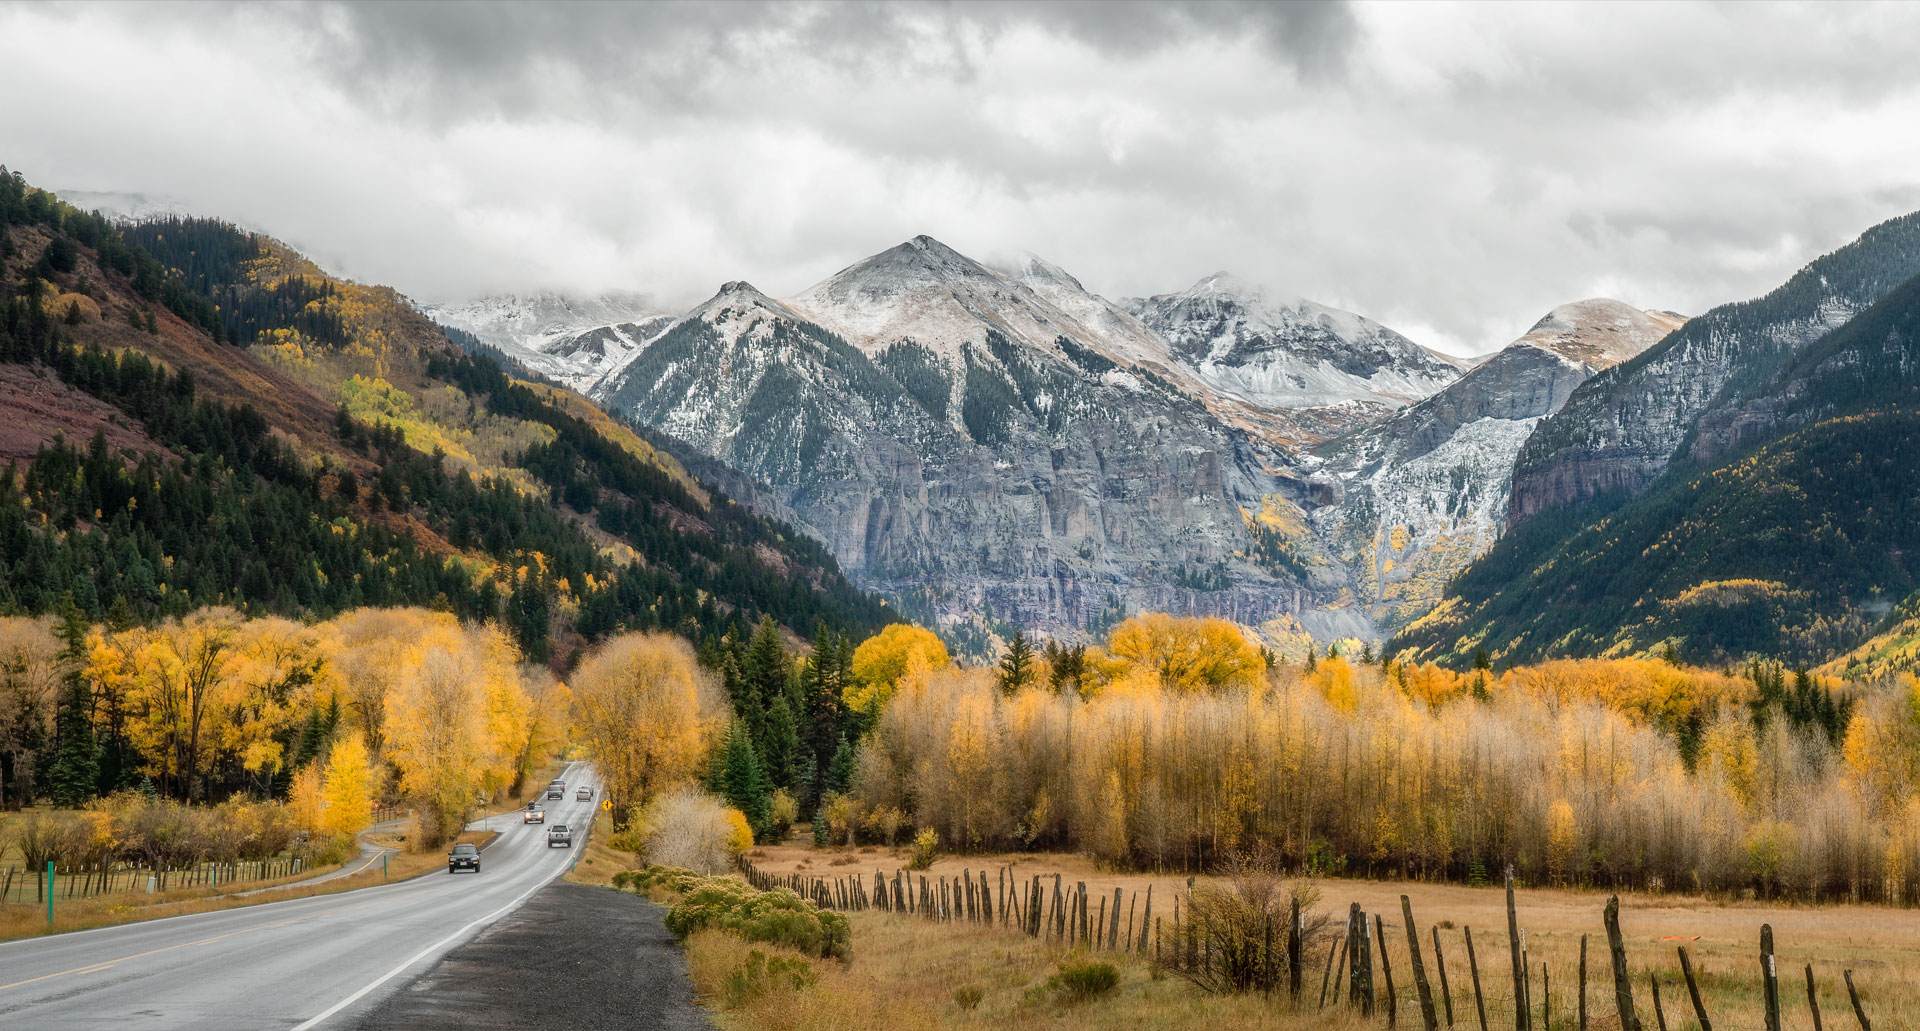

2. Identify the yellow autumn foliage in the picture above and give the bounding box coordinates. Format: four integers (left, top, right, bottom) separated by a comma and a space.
846, 623, 951, 714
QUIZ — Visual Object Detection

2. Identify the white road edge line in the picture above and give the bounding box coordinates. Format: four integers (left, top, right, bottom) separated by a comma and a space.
288, 769, 593, 1031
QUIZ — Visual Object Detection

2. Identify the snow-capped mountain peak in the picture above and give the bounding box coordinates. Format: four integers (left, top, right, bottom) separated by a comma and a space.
689, 280, 808, 337
786, 235, 1090, 361
1130, 273, 1463, 415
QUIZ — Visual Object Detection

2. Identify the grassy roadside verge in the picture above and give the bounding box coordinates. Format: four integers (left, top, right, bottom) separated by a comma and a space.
0, 813, 521, 943
610, 857, 1362, 1031
562, 807, 632, 889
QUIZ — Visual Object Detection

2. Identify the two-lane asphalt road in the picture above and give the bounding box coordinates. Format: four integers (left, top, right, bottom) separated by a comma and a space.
0, 763, 600, 1030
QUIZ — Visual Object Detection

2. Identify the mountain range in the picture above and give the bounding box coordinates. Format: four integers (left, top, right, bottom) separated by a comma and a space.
435, 233, 1690, 653
35, 168, 1920, 674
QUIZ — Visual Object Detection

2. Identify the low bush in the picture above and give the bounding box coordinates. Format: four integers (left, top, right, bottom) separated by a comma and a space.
1044, 958, 1119, 1003
907, 827, 938, 871
952, 983, 985, 1010
721, 948, 817, 1008
638, 788, 753, 873
620, 864, 852, 960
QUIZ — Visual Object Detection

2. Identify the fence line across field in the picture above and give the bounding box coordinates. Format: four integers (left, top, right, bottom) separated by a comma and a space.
739, 858, 1877, 1029
1, 854, 315, 904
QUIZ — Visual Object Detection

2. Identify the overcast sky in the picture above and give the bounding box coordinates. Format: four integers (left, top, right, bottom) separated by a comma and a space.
5, 1, 1920, 355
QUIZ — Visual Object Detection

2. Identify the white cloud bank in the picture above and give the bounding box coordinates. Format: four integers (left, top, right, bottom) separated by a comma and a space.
4, 0, 1918, 355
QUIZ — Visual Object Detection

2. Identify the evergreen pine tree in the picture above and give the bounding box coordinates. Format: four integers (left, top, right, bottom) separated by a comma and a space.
713, 722, 772, 834
47, 601, 99, 806
1305, 642, 1318, 672
740, 616, 787, 754
997, 629, 1035, 693
763, 694, 800, 791
824, 733, 857, 797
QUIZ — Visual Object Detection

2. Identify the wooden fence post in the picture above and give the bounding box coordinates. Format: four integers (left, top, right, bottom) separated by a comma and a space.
1289, 897, 1304, 999
1649, 972, 1668, 1031
1139, 886, 1153, 952
1433, 926, 1455, 1028
1579, 933, 1590, 1031
1351, 905, 1374, 1016
1603, 895, 1640, 1031
1806, 964, 1825, 1031
1506, 869, 1529, 1031
1541, 961, 1550, 1031
1109, 886, 1122, 951
1464, 926, 1489, 1031
1843, 969, 1870, 1030
1402, 896, 1438, 1031
1376, 912, 1397, 1028
1320, 932, 1342, 1009
1334, 927, 1351, 1005
1760, 924, 1781, 1031
1676, 946, 1711, 1031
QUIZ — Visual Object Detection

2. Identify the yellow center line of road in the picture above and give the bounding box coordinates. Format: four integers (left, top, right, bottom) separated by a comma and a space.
0, 916, 305, 994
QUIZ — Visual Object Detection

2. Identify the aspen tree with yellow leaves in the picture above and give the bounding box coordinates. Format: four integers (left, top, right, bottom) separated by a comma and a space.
833, 613, 1920, 901
846, 623, 951, 715
319, 733, 375, 840
568, 631, 725, 828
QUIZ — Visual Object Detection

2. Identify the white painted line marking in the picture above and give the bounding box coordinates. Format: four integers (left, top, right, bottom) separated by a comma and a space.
289, 767, 594, 1030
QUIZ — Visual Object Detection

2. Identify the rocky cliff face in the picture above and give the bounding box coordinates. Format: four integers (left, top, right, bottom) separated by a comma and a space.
591, 252, 1372, 652
1507, 212, 1920, 524
1313, 300, 1681, 630
451, 237, 1468, 650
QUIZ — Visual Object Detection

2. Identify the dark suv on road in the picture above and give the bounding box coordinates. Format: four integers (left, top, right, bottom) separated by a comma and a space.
448, 842, 481, 874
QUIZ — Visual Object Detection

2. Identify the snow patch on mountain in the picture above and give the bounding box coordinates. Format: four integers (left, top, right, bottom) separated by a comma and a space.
1129, 272, 1464, 418
426, 290, 668, 392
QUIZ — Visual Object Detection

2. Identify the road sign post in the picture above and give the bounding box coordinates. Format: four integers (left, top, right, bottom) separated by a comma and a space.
383, 852, 389, 880
46, 861, 54, 925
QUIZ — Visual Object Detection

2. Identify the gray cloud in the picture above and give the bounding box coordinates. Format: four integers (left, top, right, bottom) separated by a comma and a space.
3, 0, 1918, 355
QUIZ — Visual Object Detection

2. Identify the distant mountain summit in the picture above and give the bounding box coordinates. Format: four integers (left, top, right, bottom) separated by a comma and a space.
427, 290, 668, 392
1129, 272, 1463, 436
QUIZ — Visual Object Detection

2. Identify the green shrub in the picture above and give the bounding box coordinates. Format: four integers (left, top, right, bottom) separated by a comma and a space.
907, 827, 938, 871
641, 867, 852, 960
768, 789, 799, 841
1045, 958, 1119, 1003
721, 948, 817, 1008
952, 983, 985, 1010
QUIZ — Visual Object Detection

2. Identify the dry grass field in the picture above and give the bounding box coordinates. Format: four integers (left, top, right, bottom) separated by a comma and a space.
740, 840, 1917, 1030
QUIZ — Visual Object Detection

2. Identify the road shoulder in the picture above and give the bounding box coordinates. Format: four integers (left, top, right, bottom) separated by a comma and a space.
353, 880, 709, 1030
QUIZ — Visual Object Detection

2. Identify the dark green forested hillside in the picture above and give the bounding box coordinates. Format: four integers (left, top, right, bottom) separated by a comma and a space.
1395, 271, 1920, 668
0, 165, 890, 660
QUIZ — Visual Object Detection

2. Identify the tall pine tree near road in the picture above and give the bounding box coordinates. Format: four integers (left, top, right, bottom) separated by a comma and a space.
47, 602, 99, 807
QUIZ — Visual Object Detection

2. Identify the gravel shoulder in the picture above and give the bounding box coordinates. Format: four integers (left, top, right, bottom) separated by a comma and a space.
354, 880, 710, 1030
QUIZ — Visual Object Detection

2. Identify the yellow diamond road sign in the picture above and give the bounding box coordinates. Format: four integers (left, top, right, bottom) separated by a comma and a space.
601, 799, 612, 811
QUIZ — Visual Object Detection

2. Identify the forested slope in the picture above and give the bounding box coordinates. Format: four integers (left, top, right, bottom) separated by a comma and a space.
0, 165, 889, 662
1395, 272, 1920, 667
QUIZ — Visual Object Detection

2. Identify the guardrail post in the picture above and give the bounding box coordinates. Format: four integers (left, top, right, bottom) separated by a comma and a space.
46, 861, 55, 925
